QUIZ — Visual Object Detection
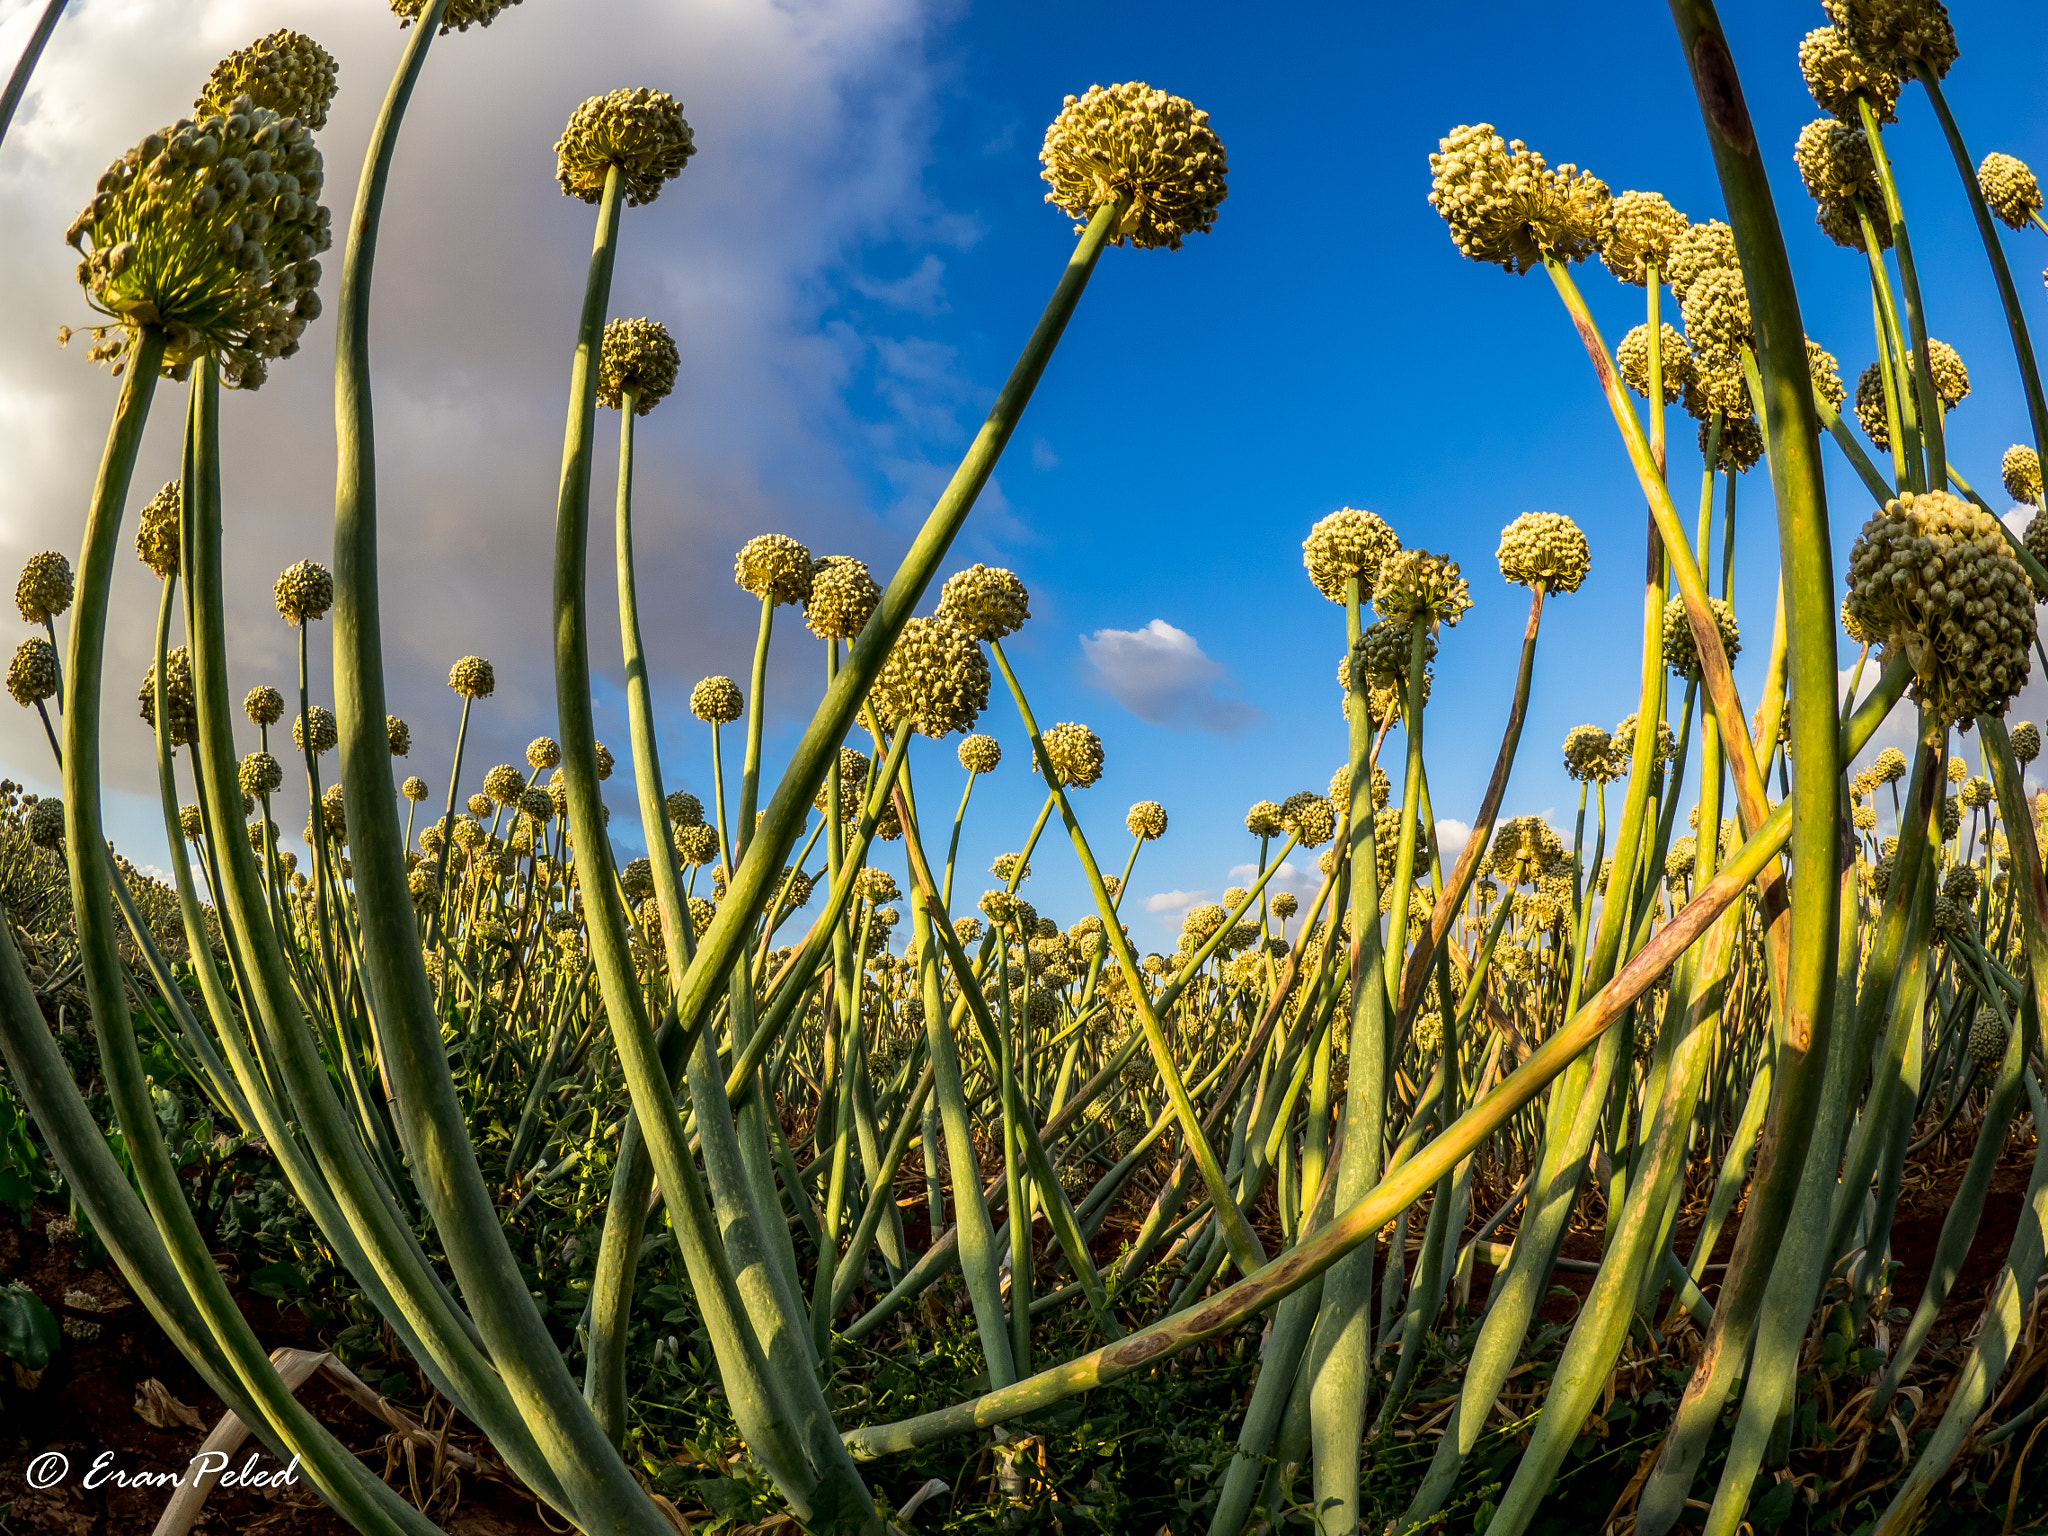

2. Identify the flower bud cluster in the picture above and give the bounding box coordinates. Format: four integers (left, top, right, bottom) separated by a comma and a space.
958, 734, 1002, 775
139, 647, 198, 746
734, 534, 812, 606
1303, 507, 1398, 603
1373, 549, 1472, 634
15, 552, 72, 625
556, 89, 695, 207
68, 96, 331, 388
1495, 511, 1590, 593
1799, 24, 1902, 122
135, 483, 182, 578
597, 317, 679, 413
1598, 190, 1688, 286
936, 563, 1030, 640
1980, 153, 2042, 232
1038, 721, 1105, 788
197, 31, 338, 130
869, 618, 989, 738
1661, 594, 1743, 678
1126, 800, 1168, 840
1039, 82, 1226, 250
1843, 490, 2035, 724
8, 638, 58, 706
691, 675, 742, 724
805, 556, 881, 642
1793, 118, 1887, 251
1822, 0, 1958, 83
1617, 323, 1694, 404
274, 558, 333, 623
1427, 124, 1610, 273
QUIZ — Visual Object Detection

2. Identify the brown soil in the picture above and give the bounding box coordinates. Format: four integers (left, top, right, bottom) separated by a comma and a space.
0, 1203, 549, 1535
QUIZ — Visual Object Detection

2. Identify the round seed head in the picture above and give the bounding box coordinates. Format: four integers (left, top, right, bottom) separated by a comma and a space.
734, 534, 812, 606
1563, 724, 1615, 782
1303, 507, 1398, 603
273, 559, 332, 623
1664, 836, 1697, 882
869, 618, 989, 738
1969, 1008, 2008, 1070
1427, 123, 1611, 274
238, 751, 282, 796
134, 483, 181, 578
1794, 119, 1888, 251
28, 798, 64, 849
620, 857, 654, 900
936, 563, 1030, 640
1961, 775, 1993, 810
243, 684, 284, 725
1496, 511, 1590, 594
1808, 339, 1848, 412
513, 738, 555, 774
958, 733, 1002, 774
1245, 800, 1284, 837
1271, 892, 1298, 920
448, 655, 495, 698
1039, 81, 1226, 250
292, 704, 336, 756
1926, 339, 1970, 410
556, 89, 695, 207
665, 790, 703, 826
594, 742, 615, 780
1980, 153, 2043, 231
1617, 323, 1694, 404
2003, 446, 2042, 506
1799, 25, 1902, 123
517, 786, 553, 823
1279, 790, 1336, 849
197, 31, 338, 130
597, 317, 679, 413
1821, 0, 1958, 82
1037, 721, 1105, 788
675, 822, 719, 866
804, 555, 881, 641
15, 551, 73, 625
1852, 802, 1878, 830
690, 675, 742, 724
1854, 361, 1892, 449
2023, 512, 2048, 600
855, 868, 898, 904
1126, 800, 1168, 840
1664, 220, 1738, 299
390, 0, 522, 32
1874, 746, 1908, 782
385, 715, 410, 756
139, 647, 198, 746
2013, 723, 2041, 763
1843, 489, 2036, 725
1599, 189, 1689, 286
1373, 549, 1472, 634
1679, 263, 1752, 373
482, 764, 524, 805
1612, 712, 1680, 770
1661, 595, 1742, 678
401, 775, 428, 801
1705, 411, 1765, 475
8, 638, 59, 706
67, 99, 333, 388
1681, 351, 1752, 427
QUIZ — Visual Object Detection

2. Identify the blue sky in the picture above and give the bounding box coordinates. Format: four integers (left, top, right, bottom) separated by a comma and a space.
3, 0, 2047, 946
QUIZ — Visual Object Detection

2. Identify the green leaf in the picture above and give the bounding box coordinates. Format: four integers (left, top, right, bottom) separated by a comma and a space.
0, 1284, 61, 1371
247, 1262, 311, 1300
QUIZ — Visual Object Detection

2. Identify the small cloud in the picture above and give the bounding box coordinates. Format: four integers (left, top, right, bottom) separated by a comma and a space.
1080, 619, 1265, 737
1435, 819, 1472, 861
1144, 888, 1209, 915
1030, 436, 1058, 471
850, 254, 948, 315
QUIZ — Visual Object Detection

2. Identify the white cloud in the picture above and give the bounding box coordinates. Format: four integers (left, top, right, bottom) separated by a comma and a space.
851, 253, 949, 315
1143, 887, 1209, 915
1435, 818, 1472, 860
0, 0, 960, 871
1079, 619, 1264, 737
